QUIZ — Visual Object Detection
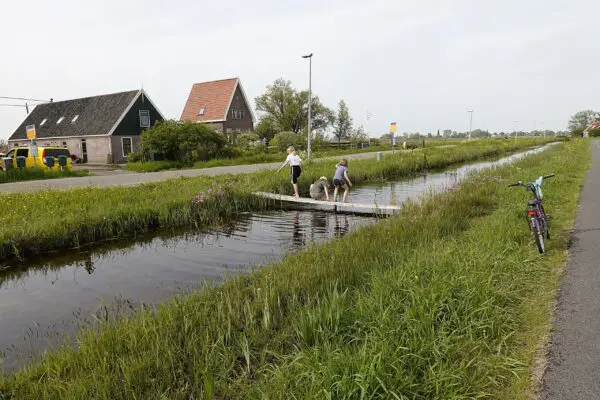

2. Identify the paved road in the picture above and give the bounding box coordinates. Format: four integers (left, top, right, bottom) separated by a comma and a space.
540, 141, 600, 399
0, 149, 403, 193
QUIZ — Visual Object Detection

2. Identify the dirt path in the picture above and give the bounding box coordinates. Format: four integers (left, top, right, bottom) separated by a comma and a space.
540, 141, 600, 399
0, 149, 403, 193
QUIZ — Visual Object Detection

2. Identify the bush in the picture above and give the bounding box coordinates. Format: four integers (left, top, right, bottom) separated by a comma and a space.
236, 132, 261, 151
270, 131, 306, 152
587, 129, 600, 137
216, 146, 244, 159
139, 121, 227, 165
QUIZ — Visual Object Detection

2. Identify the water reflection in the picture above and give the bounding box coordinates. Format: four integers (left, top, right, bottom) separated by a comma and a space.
0, 211, 375, 371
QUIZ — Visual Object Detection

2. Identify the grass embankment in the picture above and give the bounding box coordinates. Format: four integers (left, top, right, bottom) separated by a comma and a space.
0, 138, 556, 262
126, 137, 460, 173
0, 140, 588, 399
0, 168, 87, 184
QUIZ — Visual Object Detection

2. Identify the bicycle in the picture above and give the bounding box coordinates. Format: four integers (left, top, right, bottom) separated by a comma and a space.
508, 173, 555, 254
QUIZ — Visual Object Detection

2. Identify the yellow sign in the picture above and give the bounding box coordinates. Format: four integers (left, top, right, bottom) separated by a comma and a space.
389, 122, 397, 134
26, 124, 36, 140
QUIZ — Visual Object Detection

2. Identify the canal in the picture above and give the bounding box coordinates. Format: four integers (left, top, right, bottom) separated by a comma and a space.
0, 145, 552, 370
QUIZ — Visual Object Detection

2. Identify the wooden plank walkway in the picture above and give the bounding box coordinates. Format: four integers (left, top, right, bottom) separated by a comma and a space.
254, 192, 402, 216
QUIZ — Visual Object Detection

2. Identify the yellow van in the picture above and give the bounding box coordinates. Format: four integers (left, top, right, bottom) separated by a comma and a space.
1, 146, 73, 171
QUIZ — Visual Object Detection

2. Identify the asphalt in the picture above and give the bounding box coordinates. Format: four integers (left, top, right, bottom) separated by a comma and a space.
540, 141, 600, 399
0, 149, 404, 193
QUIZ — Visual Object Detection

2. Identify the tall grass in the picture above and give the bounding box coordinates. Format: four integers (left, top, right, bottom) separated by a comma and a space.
0, 168, 87, 184
0, 138, 557, 262
0, 140, 587, 399
126, 138, 506, 173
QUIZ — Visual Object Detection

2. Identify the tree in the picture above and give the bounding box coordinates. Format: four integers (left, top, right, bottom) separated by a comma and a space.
254, 116, 278, 142
348, 125, 368, 145
333, 100, 353, 145
0, 139, 7, 153
568, 110, 600, 136
255, 78, 333, 134
140, 121, 226, 164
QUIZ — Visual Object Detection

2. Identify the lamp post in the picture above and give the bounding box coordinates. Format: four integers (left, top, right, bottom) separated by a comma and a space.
467, 109, 473, 141
513, 120, 519, 142
302, 53, 313, 159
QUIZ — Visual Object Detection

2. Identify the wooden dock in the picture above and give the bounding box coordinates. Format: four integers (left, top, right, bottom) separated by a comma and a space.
254, 192, 402, 216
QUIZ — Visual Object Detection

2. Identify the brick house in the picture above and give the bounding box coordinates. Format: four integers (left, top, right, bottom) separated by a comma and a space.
8, 89, 164, 164
180, 78, 254, 138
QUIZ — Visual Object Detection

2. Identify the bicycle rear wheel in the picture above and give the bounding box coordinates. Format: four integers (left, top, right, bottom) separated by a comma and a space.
531, 217, 545, 254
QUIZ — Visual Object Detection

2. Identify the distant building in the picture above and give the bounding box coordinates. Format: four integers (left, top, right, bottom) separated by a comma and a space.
180, 77, 254, 136
8, 89, 164, 164
583, 122, 600, 138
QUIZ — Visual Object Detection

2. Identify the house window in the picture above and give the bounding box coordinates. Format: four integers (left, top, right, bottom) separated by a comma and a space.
71, 115, 79, 123
40, 118, 47, 126
198, 107, 205, 116
241, 110, 245, 119
56, 116, 64, 124
139, 110, 150, 128
62, 141, 67, 147
122, 137, 133, 157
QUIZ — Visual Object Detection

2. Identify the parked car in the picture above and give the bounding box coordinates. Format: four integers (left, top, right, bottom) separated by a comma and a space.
0, 146, 73, 171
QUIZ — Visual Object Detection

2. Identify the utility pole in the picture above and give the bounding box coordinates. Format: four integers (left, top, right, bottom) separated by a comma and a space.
467, 110, 473, 141
302, 53, 313, 159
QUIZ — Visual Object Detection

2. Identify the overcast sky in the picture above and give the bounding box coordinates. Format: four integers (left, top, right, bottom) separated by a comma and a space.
1, 0, 598, 140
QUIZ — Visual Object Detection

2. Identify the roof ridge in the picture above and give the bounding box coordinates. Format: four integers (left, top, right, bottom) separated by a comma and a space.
192, 77, 238, 86
47, 89, 140, 105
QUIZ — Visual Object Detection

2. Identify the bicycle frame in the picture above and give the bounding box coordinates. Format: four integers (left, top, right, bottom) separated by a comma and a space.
509, 174, 554, 254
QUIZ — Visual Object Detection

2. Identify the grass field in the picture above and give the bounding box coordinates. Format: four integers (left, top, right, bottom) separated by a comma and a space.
0, 140, 588, 399
0, 138, 557, 262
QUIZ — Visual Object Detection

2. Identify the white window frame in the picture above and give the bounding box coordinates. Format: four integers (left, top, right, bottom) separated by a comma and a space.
121, 137, 133, 157
56, 116, 64, 124
40, 118, 47, 126
198, 107, 205, 116
71, 115, 79, 123
139, 110, 150, 128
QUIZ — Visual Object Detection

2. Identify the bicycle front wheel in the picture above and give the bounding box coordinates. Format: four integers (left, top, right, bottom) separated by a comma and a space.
531, 217, 545, 254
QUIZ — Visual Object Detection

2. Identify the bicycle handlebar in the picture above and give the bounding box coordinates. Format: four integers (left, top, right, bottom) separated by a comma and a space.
543, 173, 555, 179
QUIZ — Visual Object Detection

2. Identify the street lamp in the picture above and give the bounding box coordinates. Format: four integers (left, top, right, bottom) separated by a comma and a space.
302, 53, 313, 159
513, 120, 519, 141
467, 109, 473, 141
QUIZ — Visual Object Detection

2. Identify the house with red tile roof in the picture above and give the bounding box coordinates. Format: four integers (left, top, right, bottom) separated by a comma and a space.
180, 77, 254, 134
583, 121, 600, 137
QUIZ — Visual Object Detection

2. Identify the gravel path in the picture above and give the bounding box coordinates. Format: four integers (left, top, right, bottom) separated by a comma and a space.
540, 141, 600, 399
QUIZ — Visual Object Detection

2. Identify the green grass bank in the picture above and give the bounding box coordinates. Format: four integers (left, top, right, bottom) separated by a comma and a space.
0, 138, 556, 262
0, 139, 589, 399
0, 168, 87, 184
125, 137, 465, 173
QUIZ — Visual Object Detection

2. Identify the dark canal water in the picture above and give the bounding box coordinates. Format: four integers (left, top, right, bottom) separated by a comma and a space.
0, 145, 552, 370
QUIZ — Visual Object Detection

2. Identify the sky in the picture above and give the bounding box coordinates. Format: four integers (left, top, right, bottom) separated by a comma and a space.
1, 0, 599, 140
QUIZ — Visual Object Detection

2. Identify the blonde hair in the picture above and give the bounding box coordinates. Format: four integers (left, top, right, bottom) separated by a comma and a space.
287, 146, 296, 154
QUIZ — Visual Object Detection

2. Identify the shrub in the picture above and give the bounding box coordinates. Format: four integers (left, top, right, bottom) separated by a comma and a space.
236, 132, 261, 151
270, 131, 306, 152
140, 121, 227, 165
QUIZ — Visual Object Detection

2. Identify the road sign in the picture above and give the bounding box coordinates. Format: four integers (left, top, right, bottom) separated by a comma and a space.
26, 124, 36, 140
389, 122, 397, 134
